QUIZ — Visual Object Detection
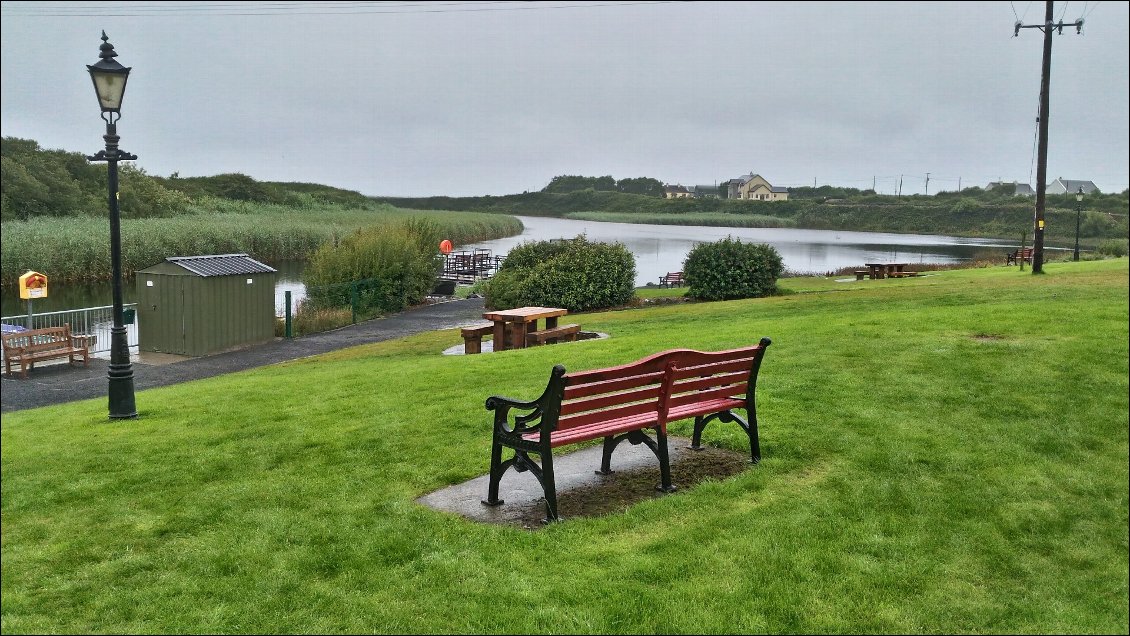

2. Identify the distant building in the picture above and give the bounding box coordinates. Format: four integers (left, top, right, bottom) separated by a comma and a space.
663, 184, 693, 199
733, 174, 789, 201
1046, 178, 1099, 195
724, 177, 747, 199
985, 181, 1035, 197
691, 184, 721, 198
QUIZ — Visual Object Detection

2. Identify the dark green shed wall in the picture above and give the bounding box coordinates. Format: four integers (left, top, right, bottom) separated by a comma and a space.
136, 263, 276, 357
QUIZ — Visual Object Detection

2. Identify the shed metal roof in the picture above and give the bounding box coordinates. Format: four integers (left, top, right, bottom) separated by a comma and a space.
164, 254, 277, 277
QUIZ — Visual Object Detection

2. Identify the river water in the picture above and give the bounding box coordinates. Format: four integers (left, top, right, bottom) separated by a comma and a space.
2, 216, 1022, 317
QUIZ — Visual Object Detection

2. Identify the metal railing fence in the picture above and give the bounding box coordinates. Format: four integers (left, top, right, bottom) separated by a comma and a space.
1, 304, 139, 359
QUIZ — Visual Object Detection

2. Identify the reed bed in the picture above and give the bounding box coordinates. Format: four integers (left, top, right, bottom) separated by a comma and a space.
0, 203, 521, 285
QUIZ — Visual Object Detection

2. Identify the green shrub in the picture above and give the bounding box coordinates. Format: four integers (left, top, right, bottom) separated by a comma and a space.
302, 217, 442, 316
1096, 238, 1128, 258
683, 237, 784, 301
484, 235, 635, 312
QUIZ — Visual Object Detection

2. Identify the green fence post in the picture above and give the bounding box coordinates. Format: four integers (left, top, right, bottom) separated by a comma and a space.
351, 282, 359, 324
285, 290, 293, 339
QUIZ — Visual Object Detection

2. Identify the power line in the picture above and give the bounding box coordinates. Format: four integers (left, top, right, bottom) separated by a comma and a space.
1, 1, 683, 17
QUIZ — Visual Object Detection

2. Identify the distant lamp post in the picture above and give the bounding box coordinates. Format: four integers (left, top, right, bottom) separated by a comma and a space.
86, 31, 138, 419
1073, 187, 1084, 262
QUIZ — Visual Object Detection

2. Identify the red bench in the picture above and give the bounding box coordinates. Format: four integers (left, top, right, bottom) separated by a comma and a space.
1007, 247, 1033, 265
480, 338, 772, 522
659, 271, 685, 288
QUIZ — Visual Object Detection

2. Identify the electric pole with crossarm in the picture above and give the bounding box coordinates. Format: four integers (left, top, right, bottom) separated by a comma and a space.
1015, 1, 1083, 273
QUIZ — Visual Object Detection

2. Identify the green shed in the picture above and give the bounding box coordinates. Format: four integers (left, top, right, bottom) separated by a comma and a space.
136, 254, 277, 357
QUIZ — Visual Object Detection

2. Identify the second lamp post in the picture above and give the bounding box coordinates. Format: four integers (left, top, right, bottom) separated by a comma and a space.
87, 31, 138, 419
1073, 187, 1084, 262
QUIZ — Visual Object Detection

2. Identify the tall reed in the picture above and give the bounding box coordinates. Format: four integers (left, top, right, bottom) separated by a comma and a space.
0, 203, 521, 285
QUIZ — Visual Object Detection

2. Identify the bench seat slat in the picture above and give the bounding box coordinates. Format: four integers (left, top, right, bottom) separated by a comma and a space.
525, 411, 661, 447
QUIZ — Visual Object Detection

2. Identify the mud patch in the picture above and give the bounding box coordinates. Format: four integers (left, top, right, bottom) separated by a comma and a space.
417, 437, 753, 530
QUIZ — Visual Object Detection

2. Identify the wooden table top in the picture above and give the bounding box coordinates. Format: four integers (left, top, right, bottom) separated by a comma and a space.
482, 306, 569, 322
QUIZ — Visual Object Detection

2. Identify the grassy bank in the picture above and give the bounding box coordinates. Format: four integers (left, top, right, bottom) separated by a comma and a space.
2, 259, 1127, 633
566, 210, 796, 228
0, 202, 521, 285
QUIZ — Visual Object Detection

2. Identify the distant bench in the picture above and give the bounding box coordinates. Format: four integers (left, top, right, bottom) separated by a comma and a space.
659, 271, 684, 288
480, 338, 772, 522
856, 270, 919, 280
1007, 247, 1033, 265
2, 324, 91, 379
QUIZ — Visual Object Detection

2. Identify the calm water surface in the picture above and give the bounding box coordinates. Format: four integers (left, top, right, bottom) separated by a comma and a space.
462, 216, 1017, 286
2, 217, 1025, 316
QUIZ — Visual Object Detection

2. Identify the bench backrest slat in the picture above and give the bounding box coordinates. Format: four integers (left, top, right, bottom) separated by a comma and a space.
560, 385, 662, 417
563, 371, 664, 400
667, 383, 749, 409
558, 398, 662, 430
3, 325, 73, 352
669, 370, 748, 395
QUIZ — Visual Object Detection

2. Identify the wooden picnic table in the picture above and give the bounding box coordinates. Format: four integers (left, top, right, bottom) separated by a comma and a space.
481, 306, 569, 352
863, 262, 909, 280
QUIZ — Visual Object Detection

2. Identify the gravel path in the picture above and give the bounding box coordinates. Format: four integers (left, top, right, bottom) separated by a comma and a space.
1, 297, 487, 413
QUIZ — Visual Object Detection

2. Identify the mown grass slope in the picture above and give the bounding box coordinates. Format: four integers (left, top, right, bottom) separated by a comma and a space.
2, 259, 1127, 634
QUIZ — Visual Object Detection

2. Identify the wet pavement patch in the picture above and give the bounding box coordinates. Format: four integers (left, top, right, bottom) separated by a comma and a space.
417, 436, 752, 530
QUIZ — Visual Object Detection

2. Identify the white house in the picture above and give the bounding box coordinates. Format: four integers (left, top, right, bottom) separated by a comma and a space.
1046, 178, 1098, 195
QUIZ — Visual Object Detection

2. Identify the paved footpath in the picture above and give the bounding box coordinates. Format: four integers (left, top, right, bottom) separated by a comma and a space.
1, 297, 487, 413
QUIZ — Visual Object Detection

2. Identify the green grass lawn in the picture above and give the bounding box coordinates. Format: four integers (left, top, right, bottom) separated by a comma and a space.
3, 260, 1128, 634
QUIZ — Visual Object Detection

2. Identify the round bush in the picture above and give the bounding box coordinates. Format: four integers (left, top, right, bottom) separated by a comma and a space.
484, 235, 635, 312
683, 237, 783, 301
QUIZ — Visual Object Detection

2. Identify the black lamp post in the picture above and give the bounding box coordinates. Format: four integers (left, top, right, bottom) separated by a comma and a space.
86, 31, 137, 419
1073, 186, 1083, 262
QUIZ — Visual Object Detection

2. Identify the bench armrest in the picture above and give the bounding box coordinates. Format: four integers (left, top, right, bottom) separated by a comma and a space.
484, 364, 567, 437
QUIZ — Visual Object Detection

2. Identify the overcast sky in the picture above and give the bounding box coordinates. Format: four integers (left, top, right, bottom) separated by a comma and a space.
2, 1, 1127, 197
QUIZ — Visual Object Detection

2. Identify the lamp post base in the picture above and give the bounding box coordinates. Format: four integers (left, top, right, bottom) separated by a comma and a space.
107, 325, 137, 419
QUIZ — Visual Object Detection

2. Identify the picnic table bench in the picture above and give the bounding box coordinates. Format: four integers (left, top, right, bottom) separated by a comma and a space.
480, 337, 772, 522
2, 323, 91, 379
659, 271, 684, 288
1006, 247, 1033, 265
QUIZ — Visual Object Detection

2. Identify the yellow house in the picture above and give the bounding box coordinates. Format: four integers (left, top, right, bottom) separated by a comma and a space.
664, 184, 693, 199
737, 174, 789, 201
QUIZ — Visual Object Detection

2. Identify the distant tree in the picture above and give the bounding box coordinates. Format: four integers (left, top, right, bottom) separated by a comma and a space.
615, 176, 664, 197
542, 175, 620, 194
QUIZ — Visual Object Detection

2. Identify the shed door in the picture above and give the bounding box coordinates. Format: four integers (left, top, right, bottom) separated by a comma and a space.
141, 276, 188, 355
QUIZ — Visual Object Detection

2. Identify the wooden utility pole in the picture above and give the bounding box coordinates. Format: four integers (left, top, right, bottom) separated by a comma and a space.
1015, 1, 1083, 273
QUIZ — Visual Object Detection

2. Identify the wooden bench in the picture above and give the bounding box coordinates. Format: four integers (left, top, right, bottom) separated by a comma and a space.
2, 324, 91, 379
659, 271, 684, 288
887, 271, 919, 278
855, 270, 869, 280
1007, 247, 1033, 265
461, 323, 495, 354
480, 337, 772, 522
525, 323, 580, 346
